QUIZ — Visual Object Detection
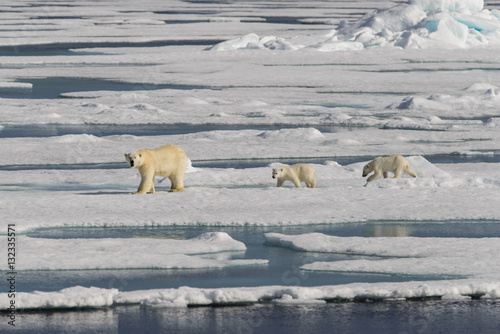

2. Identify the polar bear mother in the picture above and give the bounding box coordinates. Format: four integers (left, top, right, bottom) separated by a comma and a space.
362, 155, 417, 182
125, 144, 188, 194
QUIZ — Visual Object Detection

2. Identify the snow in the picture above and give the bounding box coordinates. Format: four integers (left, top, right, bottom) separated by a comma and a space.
0, 287, 118, 310
1, 0, 500, 313
265, 233, 500, 279
0, 232, 266, 271
208, 0, 500, 51
2, 156, 500, 232
3, 280, 500, 310
128, 280, 500, 306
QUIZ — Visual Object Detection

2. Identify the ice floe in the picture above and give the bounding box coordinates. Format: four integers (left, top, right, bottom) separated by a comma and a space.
1, 0, 500, 317
3, 280, 500, 310
265, 233, 500, 279
0, 232, 266, 271
3, 156, 500, 234
0, 286, 118, 310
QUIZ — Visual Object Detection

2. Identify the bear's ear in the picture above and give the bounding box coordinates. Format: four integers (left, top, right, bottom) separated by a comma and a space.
124, 153, 128, 158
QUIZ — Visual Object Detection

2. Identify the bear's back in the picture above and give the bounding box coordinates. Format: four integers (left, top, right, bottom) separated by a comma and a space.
291, 163, 315, 175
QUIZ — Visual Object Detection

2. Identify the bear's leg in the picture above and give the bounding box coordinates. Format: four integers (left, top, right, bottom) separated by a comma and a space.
170, 165, 186, 192
291, 176, 302, 188
149, 177, 155, 193
276, 179, 285, 187
306, 178, 317, 188
393, 168, 403, 179
383, 172, 388, 178
169, 175, 184, 192
367, 171, 382, 182
136, 170, 154, 194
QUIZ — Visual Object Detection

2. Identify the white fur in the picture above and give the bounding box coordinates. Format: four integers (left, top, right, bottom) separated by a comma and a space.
125, 144, 188, 194
362, 155, 417, 182
272, 163, 317, 188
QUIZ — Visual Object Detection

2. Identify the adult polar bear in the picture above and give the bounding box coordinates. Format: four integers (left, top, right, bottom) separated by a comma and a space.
125, 144, 188, 194
272, 163, 316, 188
362, 155, 417, 182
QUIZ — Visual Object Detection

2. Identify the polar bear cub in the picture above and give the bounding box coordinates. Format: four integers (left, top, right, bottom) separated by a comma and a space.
272, 163, 316, 188
125, 144, 188, 194
362, 155, 417, 182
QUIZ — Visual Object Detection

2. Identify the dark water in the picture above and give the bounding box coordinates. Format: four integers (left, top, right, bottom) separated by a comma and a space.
19, 221, 500, 294
0, 40, 223, 57
12, 77, 211, 99
8, 222, 500, 334
0, 123, 350, 138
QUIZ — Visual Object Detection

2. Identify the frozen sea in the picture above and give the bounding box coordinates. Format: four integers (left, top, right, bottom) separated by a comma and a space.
2, 0, 500, 333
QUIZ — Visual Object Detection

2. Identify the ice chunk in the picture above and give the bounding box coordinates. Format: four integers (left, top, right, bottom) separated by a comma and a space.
4, 281, 500, 310
0, 287, 118, 310
207, 0, 500, 51
257, 128, 324, 141
390, 96, 450, 110
465, 83, 499, 91
206, 33, 261, 51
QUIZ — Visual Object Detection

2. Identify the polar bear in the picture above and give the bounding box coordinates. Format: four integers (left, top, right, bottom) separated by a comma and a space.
362, 155, 417, 182
124, 144, 188, 194
272, 163, 316, 188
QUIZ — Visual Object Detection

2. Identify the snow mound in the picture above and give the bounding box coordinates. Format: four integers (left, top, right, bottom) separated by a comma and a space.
465, 82, 499, 92
334, 0, 500, 49
53, 134, 103, 143
208, 0, 500, 51
389, 96, 450, 110
406, 155, 450, 178
382, 116, 447, 130
387, 87, 500, 118
206, 33, 262, 51
257, 128, 324, 141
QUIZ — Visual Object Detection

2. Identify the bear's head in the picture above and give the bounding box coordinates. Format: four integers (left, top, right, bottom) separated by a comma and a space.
362, 163, 374, 177
124, 151, 144, 168
272, 168, 283, 179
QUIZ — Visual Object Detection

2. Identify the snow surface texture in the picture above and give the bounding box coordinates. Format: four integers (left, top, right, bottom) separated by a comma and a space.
0, 232, 266, 271
208, 0, 500, 51
2, 281, 500, 310
3, 156, 500, 231
1, 0, 500, 313
265, 233, 500, 279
